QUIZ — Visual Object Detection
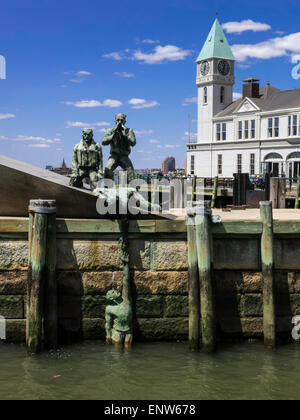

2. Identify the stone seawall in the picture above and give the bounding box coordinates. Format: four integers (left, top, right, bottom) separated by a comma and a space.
0, 217, 300, 343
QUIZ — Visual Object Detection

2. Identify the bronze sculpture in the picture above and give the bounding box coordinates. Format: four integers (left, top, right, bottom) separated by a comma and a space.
69, 128, 103, 190
105, 217, 132, 349
101, 114, 136, 182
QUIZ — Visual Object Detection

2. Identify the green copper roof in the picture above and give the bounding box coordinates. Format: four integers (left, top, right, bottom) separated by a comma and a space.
197, 18, 235, 62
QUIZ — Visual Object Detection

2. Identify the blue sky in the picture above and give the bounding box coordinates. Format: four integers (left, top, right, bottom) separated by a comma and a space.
1, 0, 300, 169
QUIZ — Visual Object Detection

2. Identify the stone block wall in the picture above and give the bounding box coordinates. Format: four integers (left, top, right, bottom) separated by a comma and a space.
0, 232, 300, 343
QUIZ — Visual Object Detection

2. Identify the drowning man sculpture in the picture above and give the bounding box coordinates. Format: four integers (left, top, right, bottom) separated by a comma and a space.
69, 128, 103, 190
105, 217, 133, 349
101, 114, 136, 183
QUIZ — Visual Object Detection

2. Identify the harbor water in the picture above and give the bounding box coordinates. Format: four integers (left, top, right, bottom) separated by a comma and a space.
0, 341, 299, 400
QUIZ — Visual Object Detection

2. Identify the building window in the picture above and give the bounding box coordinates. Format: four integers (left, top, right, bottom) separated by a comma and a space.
288, 115, 298, 136
268, 118, 273, 137
250, 153, 255, 175
220, 86, 225, 104
268, 117, 279, 137
222, 123, 227, 140
244, 121, 249, 139
274, 117, 279, 137
238, 121, 243, 140
203, 87, 208, 104
251, 120, 256, 139
191, 155, 195, 175
216, 124, 221, 141
237, 154, 242, 173
218, 154, 222, 175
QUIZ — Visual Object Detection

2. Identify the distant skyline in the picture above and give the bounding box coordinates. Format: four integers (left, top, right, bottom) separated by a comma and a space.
1, 0, 300, 169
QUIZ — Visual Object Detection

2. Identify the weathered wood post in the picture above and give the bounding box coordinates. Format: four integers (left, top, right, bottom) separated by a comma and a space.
187, 208, 200, 351
278, 178, 286, 209
211, 176, 218, 209
44, 207, 57, 350
295, 178, 300, 209
192, 176, 197, 203
195, 201, 216, 353
27, 200, 57, 353
260, 201, 276, 349
270, 178, 279, 209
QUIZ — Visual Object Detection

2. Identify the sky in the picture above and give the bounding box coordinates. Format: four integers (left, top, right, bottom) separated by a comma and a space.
1, 0, 300, 170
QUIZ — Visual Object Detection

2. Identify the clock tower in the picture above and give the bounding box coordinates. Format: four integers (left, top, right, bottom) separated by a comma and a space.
196, 18, 235, 143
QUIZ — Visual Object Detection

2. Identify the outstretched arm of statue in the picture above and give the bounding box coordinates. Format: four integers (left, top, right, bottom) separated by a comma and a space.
105, 308, 113, 344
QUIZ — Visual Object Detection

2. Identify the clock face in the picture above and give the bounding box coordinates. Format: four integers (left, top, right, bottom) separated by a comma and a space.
218, 60, 230, 76
200, 61, 210, 76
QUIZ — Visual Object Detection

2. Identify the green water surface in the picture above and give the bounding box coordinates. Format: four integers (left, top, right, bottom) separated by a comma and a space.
0, 341, 299, 400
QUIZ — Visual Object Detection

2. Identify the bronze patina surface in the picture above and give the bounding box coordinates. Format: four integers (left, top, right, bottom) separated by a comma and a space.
69, 129, 103, 191
102, 114, 136, 182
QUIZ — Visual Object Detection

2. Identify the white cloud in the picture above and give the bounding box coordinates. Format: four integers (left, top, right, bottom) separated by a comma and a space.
222, 19, 271, 34
76, 71, 92, 76
183, 132, 197, 141
63, 99, 122, 108
232, 31, 300, 62
103, 52, 123, 61
16, 135, 61, 144
66, 121, 110, 128
149, 139, 160, 144
114, 72, 135, 78
128, 98, 159, 109
155, 143, 181, 149
142, 39, 160, 44
183, 97, 197, 106
165, 144, 180, 149
28, 144, 50, 148
133, 45, 192, 64
0, 113, 15, 120
233, 92, 243, 101
135, 129, 154, 137
0, 136, 8, 140
136, 149, 153, 154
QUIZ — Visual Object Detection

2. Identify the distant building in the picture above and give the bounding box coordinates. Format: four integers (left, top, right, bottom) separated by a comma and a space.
46, 159, 72, 176
162, 157, 176, 174
187, 18, 300, 178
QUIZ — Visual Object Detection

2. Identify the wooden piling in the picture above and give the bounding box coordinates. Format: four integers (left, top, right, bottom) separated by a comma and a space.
192, 176, 197, 203
270, 178, 279, 209
187, 210, 200, 351
260, 201, 276, 349
44, 210, 57, 350
295, 178, 300, 209
278, 178, 286, 209
211, 176, 218, 209
195, 201, 216, 353
26, 200, 57, 353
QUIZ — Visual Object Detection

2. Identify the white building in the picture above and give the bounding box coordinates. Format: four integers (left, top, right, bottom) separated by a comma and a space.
187, 18, 300, 179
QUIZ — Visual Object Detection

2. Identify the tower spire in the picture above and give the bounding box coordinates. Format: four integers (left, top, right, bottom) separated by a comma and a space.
196, 18, 235, 62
